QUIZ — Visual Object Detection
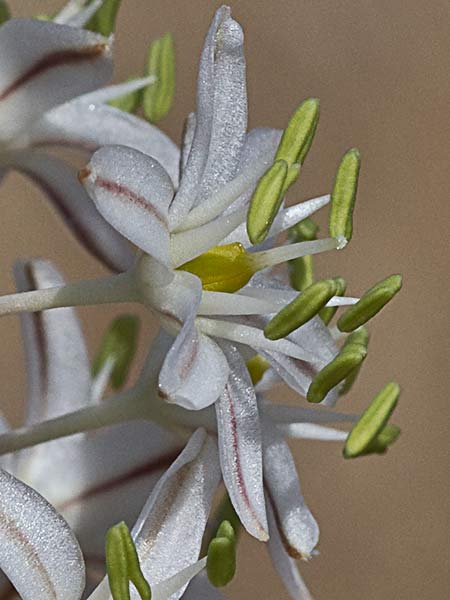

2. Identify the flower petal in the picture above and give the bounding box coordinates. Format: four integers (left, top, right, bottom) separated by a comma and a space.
266, 497, 313, 600
183, 571, 225, 600
0, 468, 85, 600
81, 145, 173, 265
263, 420, 319, 559
0, 19, 111, 140
11, 150, 134, 272
169, 7, 247, 225
131, 428, 221, 598
215, 342, 268, 541
29, 100, 180, 185
13, 258, 92, 425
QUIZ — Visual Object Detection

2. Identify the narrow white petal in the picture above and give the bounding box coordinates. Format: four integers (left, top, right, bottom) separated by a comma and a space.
0, 468, 85, 600
216, 342, 268, 540
278, 422, 348, 441
78, 75, 155, 105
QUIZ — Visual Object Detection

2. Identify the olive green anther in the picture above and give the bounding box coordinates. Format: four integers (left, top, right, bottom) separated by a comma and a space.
265, 279, 338, 340
275, 98, 320, 167
343, 382, 400, 458
340, 326, 369, 394
337, 274, 402, 332
288, 218, 319, 291
106, 521, 151, 600
247, 159, 288, 245
143, 33, 175, 123
86, 0, 122, 36
319, 276, 347, 325
329, 148, 361, 241
307, 342, 367, 403
207, 520, 236, 588
92, 315, 140, 389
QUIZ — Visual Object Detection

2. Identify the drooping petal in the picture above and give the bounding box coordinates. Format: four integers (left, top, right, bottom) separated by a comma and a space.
169, 7, 247, 225
0, 468, 85, 600
262, 419, 319, 559
81, 145, 173, 265
13, 258, 92, 426
28, 100, 180, 185
10, 150, 134, 272
215, 342, 268, 540
0, 19, 112, 140
266, 497, 313, 600
131, 428, 221, 598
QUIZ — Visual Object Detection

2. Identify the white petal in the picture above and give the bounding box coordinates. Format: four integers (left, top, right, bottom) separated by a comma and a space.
216, 342, 268, 540
13, 258, 92, 426
182, 571, 225, 600
266, 498, 313, 600
0, 468, 85, 600
131, 429, 221, 598
0, 19, 111, 140
258, 349, 315, 398
78, 75, 155, 105
278, 422, 348, 441
180, 112, 196, 176
28, 100, 180, 185
11, 150, 134, 272
82, 145, 173, 264
263, 420, 319, 559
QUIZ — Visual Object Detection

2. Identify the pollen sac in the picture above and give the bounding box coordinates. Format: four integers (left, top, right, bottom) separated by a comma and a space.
319, 276, 347, 325
106, 521, 151, 600
343, 382, 400, 458
340, 326, 369, 394
207, 520, 237, 588
329, 148, 361, 241
247, 159, 288, 245
143, 32, 175, 123
178, 242, 256, 293
86, 0, 123, 36
288, 217, 319, 292
246, 355, 270, 385
275, 98, 320, 168
307, 337, 367, 403
92, 315, 140, 389
264, 278, 338, 340
337, 274, 402, 332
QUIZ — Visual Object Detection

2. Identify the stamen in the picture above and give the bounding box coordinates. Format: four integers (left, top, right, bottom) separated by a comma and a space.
143, 32, 175, 124
207, 520, 237, 587
288, 217, 318, 291
319, 276, 347, 324
250, 236, 347, 270
274, 98, 320, 168
78, 76, 156, 106
329, 148, 361, 241
340, 327, 369, 395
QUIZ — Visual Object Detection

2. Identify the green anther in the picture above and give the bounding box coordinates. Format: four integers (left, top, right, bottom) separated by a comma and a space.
340, 326, 369, 394
329, 148, 361, 241
246, 355, 270, 385
319, 276, 347, 325
265, 279, 338, 340
92, 315, 140, 389
207, 520, 236, 588
109, 77, 143, 113
143, 33, 175, 123
86, 0, 122, 36
247, 159, 288, 245
343, 382, 400, 458
356, 424, 401, 456
274, 98, 320, 167
288, 218, 318, 291
307, 342, 367, 403
0, 1, 10, 24
106, 522, 151, 600
337, 274, 402, 332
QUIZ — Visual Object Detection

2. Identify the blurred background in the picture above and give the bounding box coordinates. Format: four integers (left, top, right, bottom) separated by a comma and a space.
3, 1, 450, 598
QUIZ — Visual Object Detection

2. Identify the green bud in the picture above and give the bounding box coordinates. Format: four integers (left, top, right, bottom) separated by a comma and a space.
207, 520, 236, 588
247, 159, 288, 245
86, 0, 122, 36
343, 382, 400, 458
275, 98, 320, 167
337, 274, 402, 332
108, 77, 142, 113
307, 342, 367, 403
92, 315, 140, 389
265, 279, 338, 340
329, 148, 361, 241
143, 33, 175, 123
340, 326, 369, 394
106, 522, 151, 600
0, 1, 10, 24
319, 276, 347, 325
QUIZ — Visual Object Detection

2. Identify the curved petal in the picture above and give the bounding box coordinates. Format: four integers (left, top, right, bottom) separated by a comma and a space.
263, 420, 319, 559
11, 150, 134, 272
0, 468, 85, 600
28, 100, 180, 185
13, 258, 92, 426
82, 145, 173, 265
131, 429, 221, 599
215, 342, 268, 540
0, 19, 111, 140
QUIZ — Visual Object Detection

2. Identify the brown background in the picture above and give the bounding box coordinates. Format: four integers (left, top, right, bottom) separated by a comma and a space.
3, 1, 450, 598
